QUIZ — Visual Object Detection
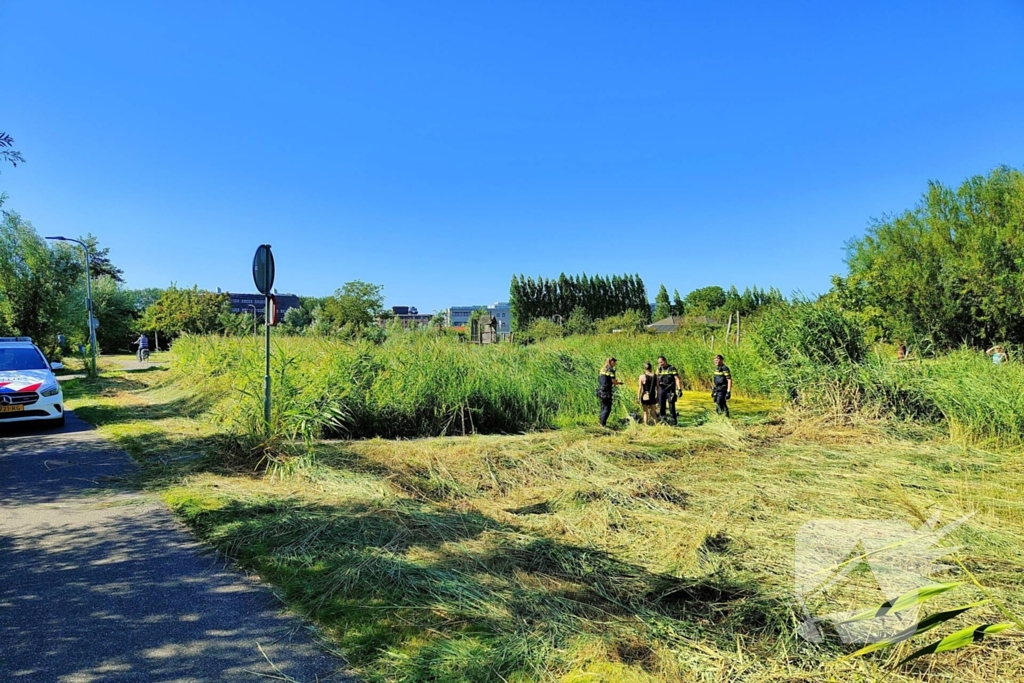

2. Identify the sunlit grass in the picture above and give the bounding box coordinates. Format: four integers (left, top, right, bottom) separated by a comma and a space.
63, 356, 1024, 682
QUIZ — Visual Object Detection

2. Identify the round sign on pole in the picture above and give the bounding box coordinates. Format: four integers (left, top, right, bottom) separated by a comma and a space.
252, 244, 275, 295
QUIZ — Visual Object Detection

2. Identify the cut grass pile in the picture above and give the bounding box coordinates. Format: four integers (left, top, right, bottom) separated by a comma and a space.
61, 358, 1024, 683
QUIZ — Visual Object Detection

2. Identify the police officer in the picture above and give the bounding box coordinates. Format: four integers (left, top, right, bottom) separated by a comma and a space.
712, 354, 732, 417
597, 357, 624, 427
655, 355, 682, 424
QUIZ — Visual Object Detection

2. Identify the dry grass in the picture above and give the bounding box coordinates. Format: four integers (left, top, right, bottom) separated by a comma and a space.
62, 358, 1024, 683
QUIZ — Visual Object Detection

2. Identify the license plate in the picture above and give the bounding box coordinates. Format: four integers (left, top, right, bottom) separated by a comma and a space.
0, 405, 25, 413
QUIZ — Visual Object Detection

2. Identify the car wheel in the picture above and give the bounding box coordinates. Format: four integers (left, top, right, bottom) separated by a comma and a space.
50, 414, 66, 429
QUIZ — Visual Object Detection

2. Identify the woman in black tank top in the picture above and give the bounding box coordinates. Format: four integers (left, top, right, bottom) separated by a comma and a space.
638, 361, 658, 425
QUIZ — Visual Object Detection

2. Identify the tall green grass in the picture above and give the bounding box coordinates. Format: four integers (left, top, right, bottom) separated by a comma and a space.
170, 333, 1024, 447
773, 349, 1024, 446
171, 332, 771, 442
916, 350, 1024, 445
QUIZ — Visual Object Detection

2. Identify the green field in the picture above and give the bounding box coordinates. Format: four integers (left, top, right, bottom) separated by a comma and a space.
62, 338, 1024, 682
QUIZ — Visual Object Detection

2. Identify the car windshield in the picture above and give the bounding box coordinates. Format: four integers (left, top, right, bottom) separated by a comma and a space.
0, 347, 48, 371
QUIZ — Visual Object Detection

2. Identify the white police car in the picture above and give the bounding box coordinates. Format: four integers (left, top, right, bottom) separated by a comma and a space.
0, 337, 66, 428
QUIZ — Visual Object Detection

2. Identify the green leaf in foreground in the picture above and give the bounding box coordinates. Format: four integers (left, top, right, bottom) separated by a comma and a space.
839, 603, 987, 660
898, 623, 1015, 666
839, 582, 963, 624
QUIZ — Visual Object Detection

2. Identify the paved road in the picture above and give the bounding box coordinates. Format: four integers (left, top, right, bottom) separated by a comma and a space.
0, 412, 351, 682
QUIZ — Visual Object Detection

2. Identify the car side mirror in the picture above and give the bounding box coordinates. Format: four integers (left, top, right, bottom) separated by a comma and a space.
51, 362, 64, 370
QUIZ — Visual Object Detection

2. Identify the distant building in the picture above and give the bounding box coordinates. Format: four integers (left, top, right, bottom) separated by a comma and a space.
227, 292, 300, 320
445, 302, 511, 336
445, 305, 485, 328
647, 315, 686, 334
388, 305, 433, 328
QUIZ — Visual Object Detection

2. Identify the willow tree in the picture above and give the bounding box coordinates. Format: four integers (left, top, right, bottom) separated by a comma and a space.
834, 165, 1024, 348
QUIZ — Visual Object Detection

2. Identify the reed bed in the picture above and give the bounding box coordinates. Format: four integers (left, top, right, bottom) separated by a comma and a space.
171, 333, 1024, 448
170, 332, 772, 441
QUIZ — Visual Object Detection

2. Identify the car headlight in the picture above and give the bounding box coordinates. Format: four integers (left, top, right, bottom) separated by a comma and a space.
40, 384, 61, 397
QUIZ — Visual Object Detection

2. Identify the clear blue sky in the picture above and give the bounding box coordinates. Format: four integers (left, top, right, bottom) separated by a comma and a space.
3, 1, 1023, 312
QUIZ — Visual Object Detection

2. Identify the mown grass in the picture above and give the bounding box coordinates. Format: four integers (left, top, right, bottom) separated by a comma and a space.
62, 353, 1024, 683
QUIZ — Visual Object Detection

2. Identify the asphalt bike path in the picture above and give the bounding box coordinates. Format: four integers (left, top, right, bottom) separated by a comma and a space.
0, 411, 353, 682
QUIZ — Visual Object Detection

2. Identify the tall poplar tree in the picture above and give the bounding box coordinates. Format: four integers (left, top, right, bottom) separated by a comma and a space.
509, 272, 650, 331
653, 284, 672, 320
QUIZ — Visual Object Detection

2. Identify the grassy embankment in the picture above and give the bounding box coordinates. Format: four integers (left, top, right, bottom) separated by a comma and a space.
60, 337, 1024, 682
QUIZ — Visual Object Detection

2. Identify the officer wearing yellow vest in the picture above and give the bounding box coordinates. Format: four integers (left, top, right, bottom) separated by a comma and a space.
712, 354, 732, 417
655, 355, 682, 424
597, 357, 624, 427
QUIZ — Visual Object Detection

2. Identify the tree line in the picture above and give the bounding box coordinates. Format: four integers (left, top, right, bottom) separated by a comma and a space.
2, 133, 398, 352
0, 206, 396, 351
0, 204, 191, 356
509, 273, 650, 332
652, 283, 784, 321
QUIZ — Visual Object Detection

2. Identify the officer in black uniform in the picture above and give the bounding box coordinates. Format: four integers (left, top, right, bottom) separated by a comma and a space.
655, 355, 682, 424
597, 357, 623, 426
712, 354, 732, 417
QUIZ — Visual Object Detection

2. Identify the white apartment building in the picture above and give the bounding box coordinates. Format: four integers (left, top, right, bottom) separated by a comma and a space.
445, 302, 512, 335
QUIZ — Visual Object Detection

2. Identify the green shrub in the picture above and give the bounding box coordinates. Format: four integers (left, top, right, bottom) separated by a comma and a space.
754, 300, 866, 366
525, 318, 565, 342
595, 310, 648, 334
565, 306, 596, 336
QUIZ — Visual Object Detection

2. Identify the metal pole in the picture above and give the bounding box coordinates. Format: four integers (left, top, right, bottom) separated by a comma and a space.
264, 294, 271, 437
249, 304, 258, 337
83, 243, 98, 377
46, 237, 98, 377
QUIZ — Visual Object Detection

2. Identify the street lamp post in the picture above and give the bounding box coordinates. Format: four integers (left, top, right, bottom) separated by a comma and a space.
45, 236, 98, 377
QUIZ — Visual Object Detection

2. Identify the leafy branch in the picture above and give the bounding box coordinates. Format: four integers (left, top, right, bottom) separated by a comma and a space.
0, 132, 25, 169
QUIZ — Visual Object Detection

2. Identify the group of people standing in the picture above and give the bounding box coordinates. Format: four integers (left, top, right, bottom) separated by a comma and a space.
597, 354, 733, 427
